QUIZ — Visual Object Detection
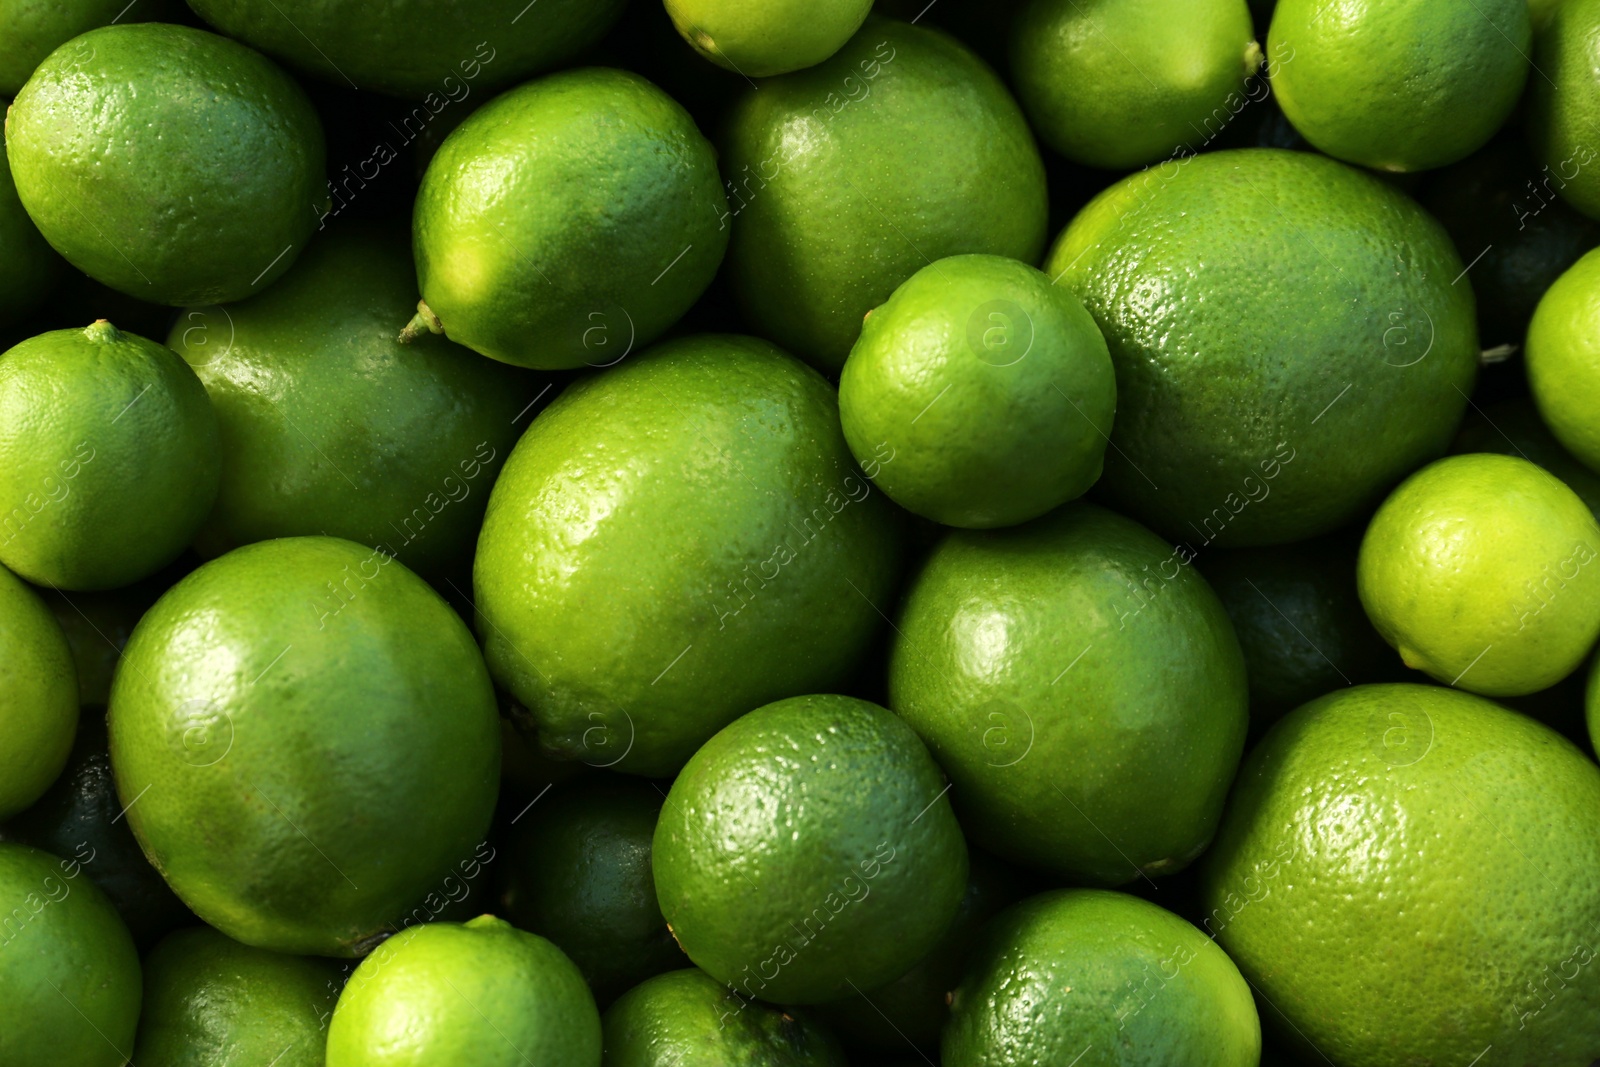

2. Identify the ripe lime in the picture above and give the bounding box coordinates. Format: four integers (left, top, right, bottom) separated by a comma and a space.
665, 0, 872, 76
0, 564, 76, 819
1527, 246, 1600, 470
1528, 0, 1600, 220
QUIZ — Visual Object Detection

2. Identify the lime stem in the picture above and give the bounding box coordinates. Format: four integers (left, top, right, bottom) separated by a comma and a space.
397, 300, 444, 345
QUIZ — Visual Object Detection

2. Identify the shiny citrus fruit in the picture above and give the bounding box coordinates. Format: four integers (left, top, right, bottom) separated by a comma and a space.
1528, 246, 1600, 469
603, 968, 848, 1066
1046, 148, 1478, 546
665, 0, 872, 76
838, 253, 1116, 529
723, 17, 1048, 371
0, 321, 219, 590
1453, 397, 1600, 519
0, 0, 182, 95
107, 536, 501, 956
890, 503, 1248, 884
187, 0, 626, 100
6, 23, 325, 305
0, 841, 142, 1067
1201, 684, 1600, 1064
1268, 0, 1530, 171
167, 226, 534, 577
1358, 453, 1600, 696
1010, 0, 1259, 169
498, 776, 681, 1005
325, 915, 601, 1067
0, 563, 76, 819
0, 108, 61, 329
474, 335, 903, 777
653, 694, 968, 1004
409, 67, 727, 370
133, 925, 343, 1067
1528, 0, 1600, 220
944, 889, 1260, 1067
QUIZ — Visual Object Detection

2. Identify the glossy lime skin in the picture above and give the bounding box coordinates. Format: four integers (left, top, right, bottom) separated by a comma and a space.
167, 227, 532, 577
1010, 0, 1259, 169
1047, 149, 1478, 547
0, 321, 220, 590
723, 18, 1048, 372
133, 925, 343, 1067
1359, 454, 1600, 696
1528, 247, 1600, 469
889, 503, 1249, 884
1270, 0, 1529, 171
665, 0, 872, 76
1527, 0, 1600, 220
474, 335, 903, 777
653, 695, 969, 1004
1454, 398, 1600, 520
498, 777, 681, 1005
413, 67, 727, 370
838, 254, 1116, 529
0, 841, 142, 1067
0, 106, 61, 329
326, 915, 601, 1067
5, 23, 325, 305
945, 890, 1260, 1067
0, 563, 76, 819
1201, 685, 1600, 1065
187, 0, 626, 100
0, 0, 182, 95
602, 968, 848, 1067
108, 537, 501, 956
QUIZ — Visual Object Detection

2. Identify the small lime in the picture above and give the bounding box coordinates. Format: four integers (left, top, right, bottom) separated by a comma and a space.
665, 0, 872, 76
1528, 246, 1600, 470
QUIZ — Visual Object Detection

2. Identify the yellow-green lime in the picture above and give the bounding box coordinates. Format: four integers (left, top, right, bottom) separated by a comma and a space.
409, 67, 727, 370
5, 23, 325, 305
652, 694, 968, 1004
1009, 0, 1260, 169
838, 253, 1116, 529
944, 890, 1260, 1067
0, 841, 142, 1067
0, 321, 220, 590
0, 564, 76, 819
1528, 0, 1600, 220
1528, 246, 1600, 469
722, 17, 1048, 372
133, 925, 343, 1067
108, 536, 501, 956
1453, 397, 1600, 519
325, 915, 601, 1067
665, 0, 872, 76
1201, 684, 1600, 1064
1268, 0, 1530, 171
0, 0, 182, 95
0, 106, 61, 329
1046, 148, 1478, 546
1358, 453, 1600, 696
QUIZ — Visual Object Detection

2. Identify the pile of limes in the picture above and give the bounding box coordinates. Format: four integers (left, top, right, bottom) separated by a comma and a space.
2, 0, 1600, 1064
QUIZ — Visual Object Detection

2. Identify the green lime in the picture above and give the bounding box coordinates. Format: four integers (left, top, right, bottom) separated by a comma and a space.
1529, 0, 1600, 220
409, 67, 727, 370
498, 776, 681, 1005
890, 503, 1248, 884
723, 17, 1048, 372
0, 841, 141, 1067
1199, 534, 1395, 725
0, 104, 61, 329
1201, 683, 1600, 1063
1453, 397, 1600, 519
1268, 0, 1530, 171
187, 0, 625, 100
133, 925, 343, 1067
4, 710, 192, 948
0, 0, 182, 95
0, 563, 76, 819
1528, 246, 1600, 469
107, 536, 501, 956
665, 0, 872, 76
944, 889, 1260, 1066
0, 321, 219, 590
838, 253, 1116, 529
5, 23, 325, 305
1357, 453, 1600, 696
1009, 0, 1259, 170
473, 335, 903, 777
167, 226, 533, 577
602, 968, 848, 1066
326, 915, 601, 1066
1046, 148, 1478, 546
653, 694, 968, 1004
